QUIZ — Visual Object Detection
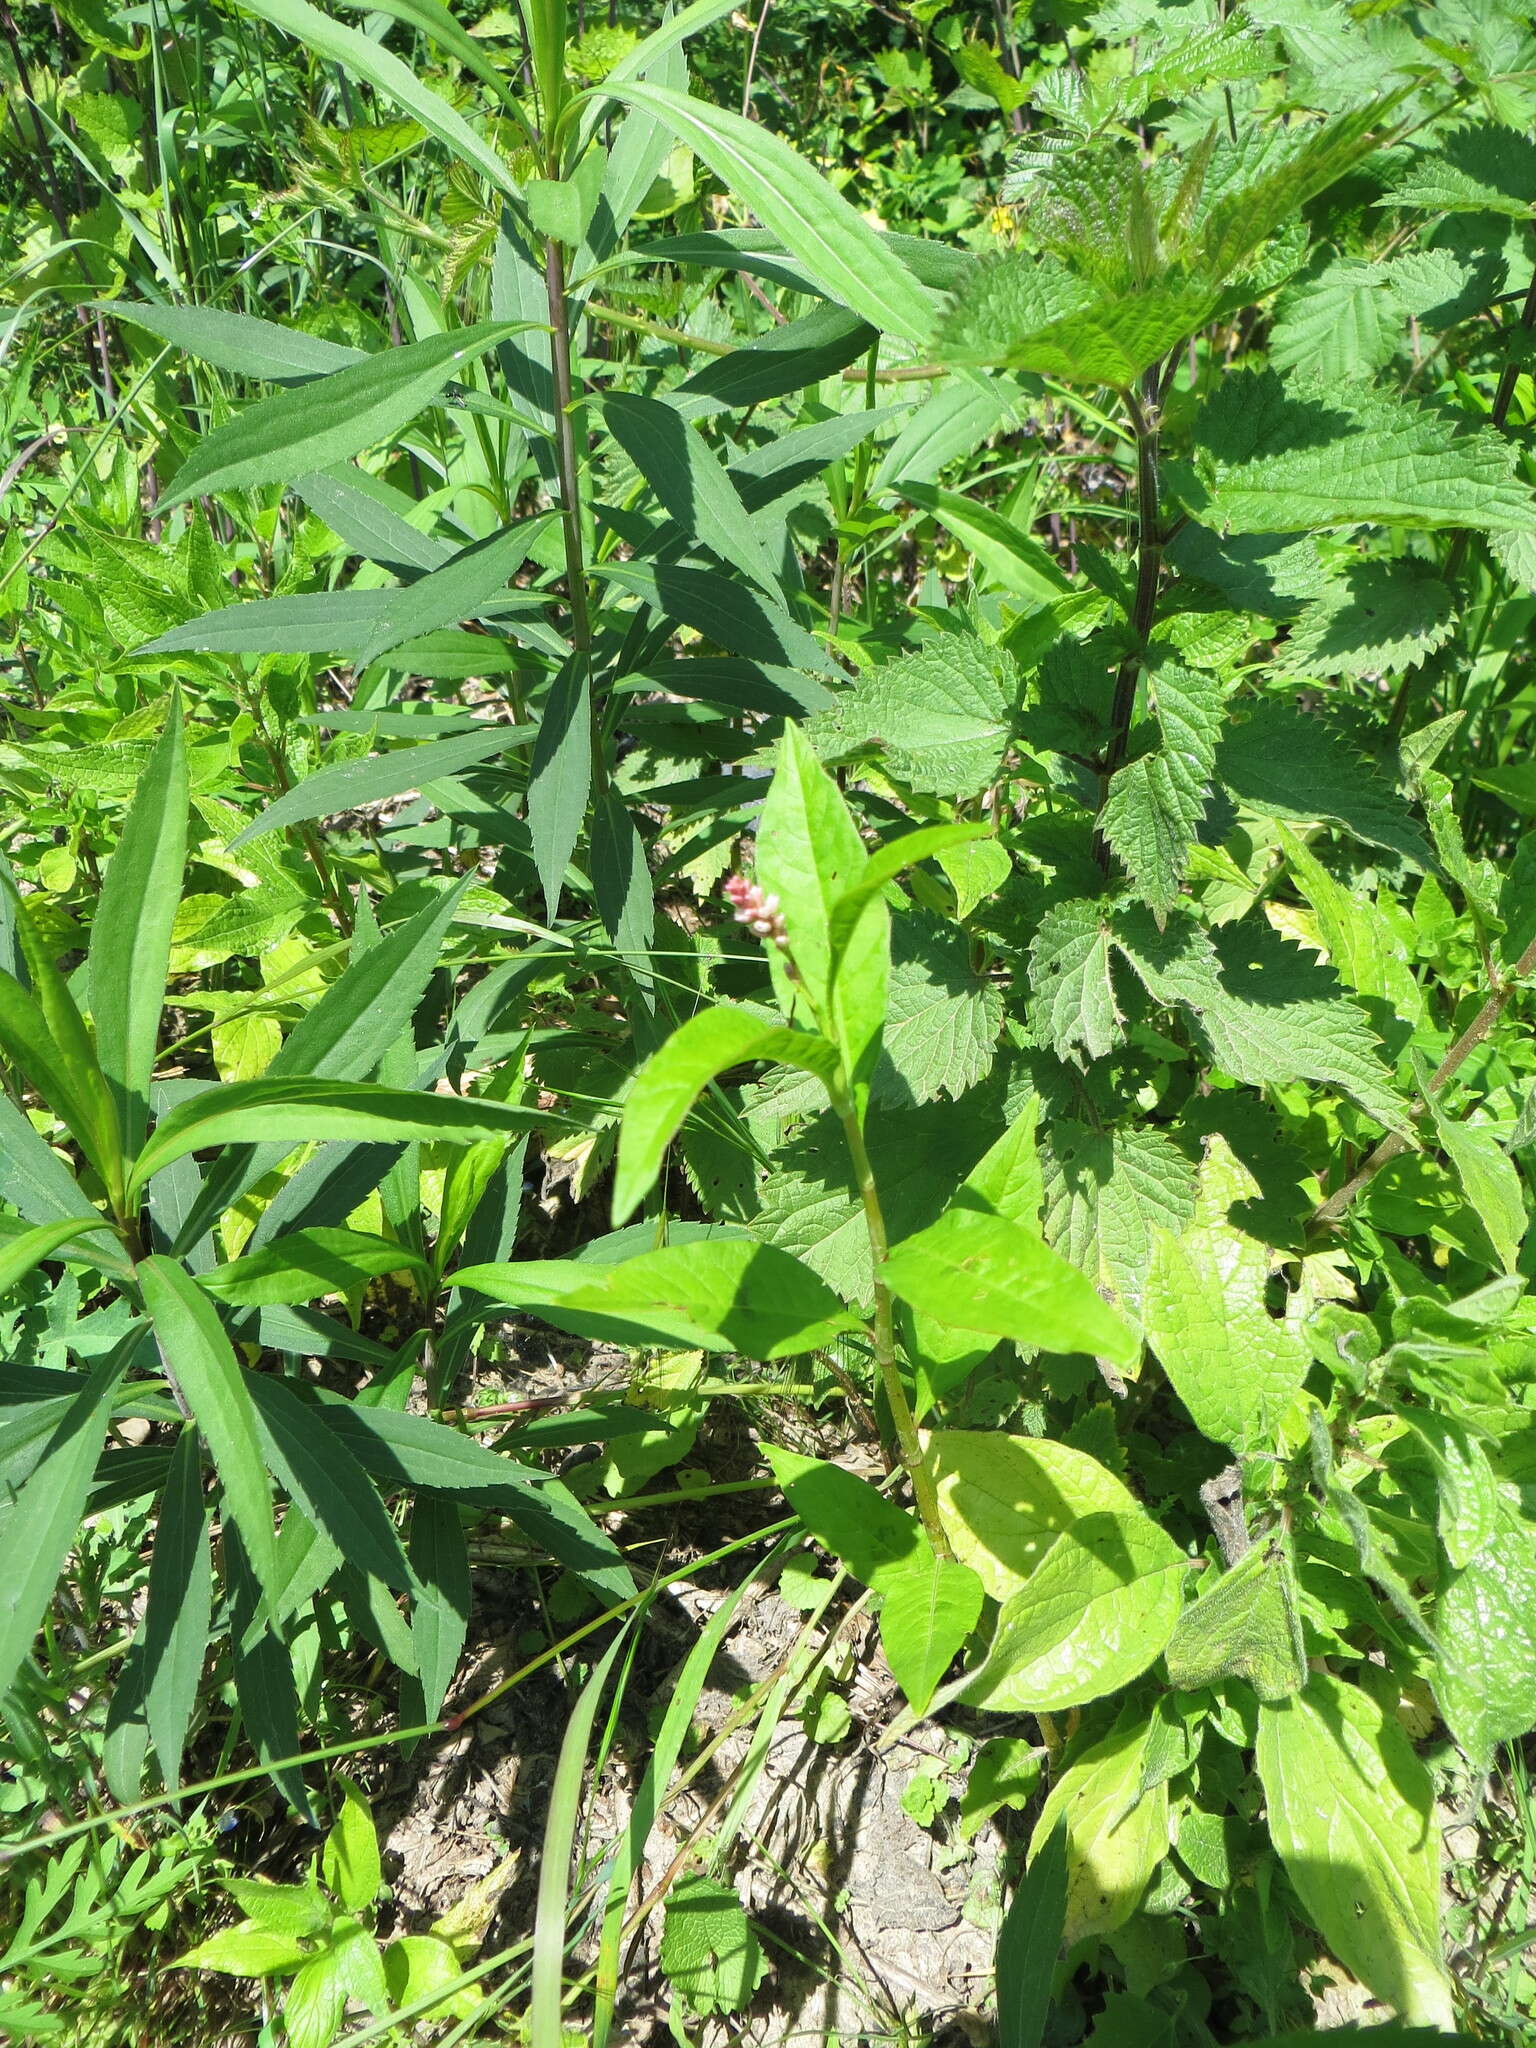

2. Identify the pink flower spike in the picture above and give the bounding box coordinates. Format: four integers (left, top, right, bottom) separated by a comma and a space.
723, 873, 789, 952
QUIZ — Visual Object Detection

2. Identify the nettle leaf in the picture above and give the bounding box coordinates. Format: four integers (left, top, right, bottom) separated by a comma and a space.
1113, 905, 1414, 1137
1040, 1123, 1198, 1326
659, 1874, 767, 2019
1269, 249, 1475, 383
1028, 899, 1120, 1065
1384, 123, 1536, 218
1142, 1136, 1308, 1453
1257, 1674, 1454, 2029
1181, 368, 1536, 536
1278, 562, 1455, 679
938, 249, 1216, 386
1099, 659, 1224, 915
1218, 700, 1433, 868
875, 909, 1004, 1107
809, 634, 1020, 798
1165, 1536, 1307, 1702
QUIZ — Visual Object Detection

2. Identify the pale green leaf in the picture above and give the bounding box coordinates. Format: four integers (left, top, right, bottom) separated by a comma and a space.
1164, 1536, 1307, 1701
1028, 1717, 1169, 1947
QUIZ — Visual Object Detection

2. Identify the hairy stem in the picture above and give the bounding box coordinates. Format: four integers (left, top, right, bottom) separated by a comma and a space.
834, 1094, 951, 1558
1096, 367, 1164, 863
1312, 928, 1536, 1227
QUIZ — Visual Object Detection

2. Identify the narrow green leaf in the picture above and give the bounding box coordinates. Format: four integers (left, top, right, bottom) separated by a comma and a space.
902, 484, 1071, 605
0, 1093, 131, 1276
527, 658, 592, 923
229, 723, 534, 850
138, 1254, 279, 1602
161, 322, 533, 509
199, 1227, 430, 1307
591, 785, 655, 982
614, 1006, 840, 1225
142, 1427, 213, 1795
602, 391, 783, 594
104, 299, 364, 380
224, 1521, 313, 1818
997, 1821, 1067, 2048
408, 1496, 470, 1724
88, 694, 188, 1158
247, 1375, 413, 1594
131, 1078, 542, 1199
0, 1215, 118, 1297
0, 894, 125, 1202
595, 84, 936, 345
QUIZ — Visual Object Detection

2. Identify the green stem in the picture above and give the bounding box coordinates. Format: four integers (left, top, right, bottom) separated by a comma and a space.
1097, 368, 1164, 832
833, 1091, 951, 1559
543, 233, 607, 794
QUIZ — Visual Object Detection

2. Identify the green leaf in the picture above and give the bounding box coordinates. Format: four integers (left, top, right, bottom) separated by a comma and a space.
901, 485, 1071, 606
1184, 368, 1536, 536
1164, 1537, 1306, 1702
997, 1820, 1067, 2048
248, 1375, 413, 1594
160, 323, 532, 508
408, 1496, 470, 1725
1385, 124, 1536, 218
139, 1255, 279, 1605
0, 1215, 118, 1297
660, 1874, 767, 2018
874, 909, 1002, 1107
527, 657, 591, 924
141, 1428, 212, 1796
313, 1398, 633, 1604
1424, 1089, 1526, 1277
1100, 660, 1223, 915
105, 299, 363, 380
199, 1227, 430, 1307
810, 634, 1020, 798
1028, 900, 1120, 1065
928, 1429, 1157, 1603
964, 1509, 1187, 1713
1112, 905, 1413, 1136
878, 1550, 984, 1714
0, 1093, 131, 1276
871, 373, 1021, 498
0, 1347, 130, 1701
87, 698, 188, 1158
455, 1239, 860, 1358
1256, 1675, 1454, 2028
322, 1775, 382, 1914
1028, 1716, 1169, 1947
1277, 826, 1427, 1024
1218, 701, 1433, 869
129, 1077, 539, 1200
594, 558, 835, 675
676, 304, 875, 410
1434, 1510, 1536, 1761
596, 83, 936, 345
1141, 1136, 1308, 1453
591, 785, 654, 976
614, 1004, 839, 1225
176, 1924, 312, 1978
0, 902, 125, 1206
231, 0, 521, 198
756, 720, 874, 1038
763, 1446, 924, 1591
602, 391, 782, 594
884, 1207, 1139, 1365
220, 1878, 331, 1940
1040, 1122, 1197, 1327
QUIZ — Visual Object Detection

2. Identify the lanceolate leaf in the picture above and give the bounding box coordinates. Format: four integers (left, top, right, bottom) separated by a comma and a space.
247, 1374, 413, 1594
595, 84, 937, 345
105, 300, 364, 381
602, 391, 783, 594
87, 694, 188, 1158
161, 323, 534, 508
141, 1427, 213, 1795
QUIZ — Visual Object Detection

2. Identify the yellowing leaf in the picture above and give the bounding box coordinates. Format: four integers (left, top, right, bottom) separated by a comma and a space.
1029, 1716, 1169, 1947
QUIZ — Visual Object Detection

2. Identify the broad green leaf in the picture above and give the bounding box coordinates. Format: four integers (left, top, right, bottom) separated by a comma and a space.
142, 1428, 212, 1795
960, 1108, 1044, 1229
455, 1240, 859, 1358
229, 724, 534, 852
763, 1446, 923, 1591
1100, 660, 1223, 916
0, 1346, 129, 1701
1385, 124, 1536, 218
1028, 900, 1120, 1065
87, 696, 188, 1158
1112, 905, 1413, 1137
614, 1006, 839, 1225
877, 1550, 984, 1714
231, 0, 521, 198
175, 1925, 311, 1977
0, 1215, 117, 1297
220, 1878, 330, 1940
161, 323, 531, 508
1183, 369, 1536, 536
602, 391, 782, 595
963, 1509, 1187, 1712
997, 1819, 1067, 2048
382, 1936, 481, 2023
868, 908, 1002, 1108
130, 1078, 539, 1199
1164, 1537, 1307, 1701
247, 1375, 413, 1594
1028, 1716, 1168, 1948
105, 299, 363, 380
1141, 1136, 1308, 1454
1256, 1675, 1454, 2028
1399, 1412, 1498, 1573
1040, 1122, 1197, 1326
1218, 701, 1433, 869
810, 636, 1020, 799
311, 1397, 633, 1603
1434, 1511, 1536, 1762
884, 1207, 1139, 1365
660, 1874, 767, 2018
927, 1430, 1154, 1602
139, 1255, 279, 1603
596, 84, 936, 345
322, 1775, 382, 1914
199, 1227, 429, 1307
1278, 826, 1427, 1025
